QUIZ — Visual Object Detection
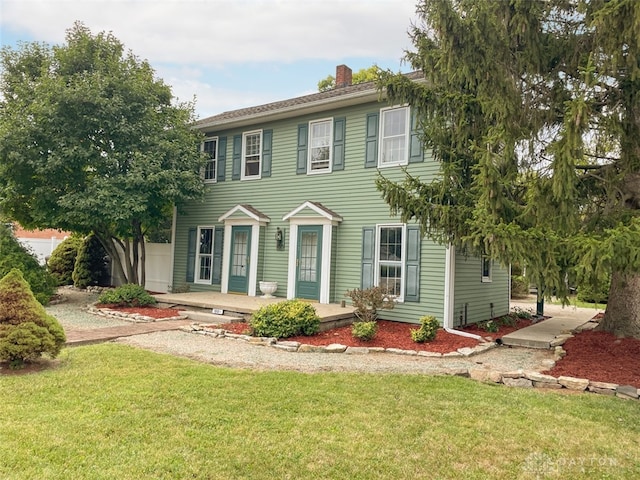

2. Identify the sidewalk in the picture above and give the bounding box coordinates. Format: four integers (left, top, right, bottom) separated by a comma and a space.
503, 298, 603, 349
65, 319, 194, 346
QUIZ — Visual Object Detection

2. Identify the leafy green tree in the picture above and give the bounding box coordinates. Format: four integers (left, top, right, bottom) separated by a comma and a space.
72, 233, 109, 288
318, 66, 381, 92
0, 22, 206, 286
47, 234, 83, 286
0, 223, 56, 304
0, 268, 66, 367
377, 0, 640, 338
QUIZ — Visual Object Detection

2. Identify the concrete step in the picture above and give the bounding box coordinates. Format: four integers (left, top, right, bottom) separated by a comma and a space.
501, 316, 590, 349
179, 310, 244, 324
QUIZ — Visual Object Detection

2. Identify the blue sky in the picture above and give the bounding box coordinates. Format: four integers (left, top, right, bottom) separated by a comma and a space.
0, 0, 419, 120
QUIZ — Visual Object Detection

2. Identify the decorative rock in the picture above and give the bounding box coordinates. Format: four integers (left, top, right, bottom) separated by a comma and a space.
345, 347, 369, 355
589, 380, 618, 390
540, 359, 556, 369
324, 344, 347, 353
533, 381, 562, 389
616, 385, 639, 400
502, 377, 533, 388
502, 369, 524, 379
588, 386, 616, 396
554, 346, 566, 358
298, 344, 327, 353
367, 347, 386, 353
474, 343, 496, 354
272, 343, 298, 352
558, 376, 589, 390
448, 368, 470, 377
386, 348, 417, 356
468, 367, 491, 382
457, 347, 476, 357
525, 372, 559, 384
487, 370, 503, 383
417, 351, 442, 358
550, 334, 573, 347
276, 340, 301, 348
442, 351, 462, 357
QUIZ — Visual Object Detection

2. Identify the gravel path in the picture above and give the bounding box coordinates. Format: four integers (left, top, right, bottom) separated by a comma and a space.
48, 288, 555, 374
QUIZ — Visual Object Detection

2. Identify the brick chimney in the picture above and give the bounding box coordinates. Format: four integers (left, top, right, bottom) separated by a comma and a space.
335, 64, 352, 88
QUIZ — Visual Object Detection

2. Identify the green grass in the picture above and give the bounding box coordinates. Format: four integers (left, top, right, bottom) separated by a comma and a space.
548, 296, 606, 309
1, 345, 639, 479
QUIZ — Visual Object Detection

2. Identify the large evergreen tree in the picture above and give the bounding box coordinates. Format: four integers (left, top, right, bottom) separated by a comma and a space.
0, 23, 206, 285
377, 0, 640, 338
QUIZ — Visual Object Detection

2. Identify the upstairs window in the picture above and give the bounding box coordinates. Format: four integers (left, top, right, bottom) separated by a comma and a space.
308, 119, 333, 173
202, 137, 217, 182
242, 130, 262, 180
378, 106, 410, 167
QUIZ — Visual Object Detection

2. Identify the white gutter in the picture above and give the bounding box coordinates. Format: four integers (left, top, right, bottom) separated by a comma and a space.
443, 243, 483, 340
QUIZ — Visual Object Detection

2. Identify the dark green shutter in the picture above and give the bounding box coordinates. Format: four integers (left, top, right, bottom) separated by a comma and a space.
212, 226, 224, 284
364, 113, 379, 168
232, 134, 242, 180
297, 124, 308, 174
408, 109, 424, 164
217, 136, 226, 182
405, 225, 421, 302
262, 129, 272, 177
361, 227, 376, 289
333, 117, 345, 171
186, 228, 197, 282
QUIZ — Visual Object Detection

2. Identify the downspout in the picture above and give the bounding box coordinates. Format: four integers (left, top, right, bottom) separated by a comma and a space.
443, 243, 483, 340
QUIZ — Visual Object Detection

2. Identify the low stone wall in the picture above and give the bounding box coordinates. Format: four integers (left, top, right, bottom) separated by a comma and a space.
183, 323, 639, 402
89, 305, 187, 323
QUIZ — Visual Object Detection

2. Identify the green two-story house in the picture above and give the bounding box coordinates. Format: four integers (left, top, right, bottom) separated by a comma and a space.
170, 65, 509, 327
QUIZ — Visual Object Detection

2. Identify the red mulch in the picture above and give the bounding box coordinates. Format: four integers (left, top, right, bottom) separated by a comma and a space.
544, 330, 640, 388
461, 318, 535, 338
95, 304, 183, 319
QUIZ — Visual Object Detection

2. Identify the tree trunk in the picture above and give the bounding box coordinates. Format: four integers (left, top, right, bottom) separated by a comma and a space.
599, 269, 640, 339
94, 234, 129, 285
140, 236, 146, 288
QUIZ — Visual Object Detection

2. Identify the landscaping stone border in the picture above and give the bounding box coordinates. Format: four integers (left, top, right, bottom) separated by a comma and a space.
182, 322, 639, 402
89, 305, 187, 323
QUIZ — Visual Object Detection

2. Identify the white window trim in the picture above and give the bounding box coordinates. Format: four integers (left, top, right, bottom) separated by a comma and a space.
195, 226, 215, 284
241, 130, 262, 181
378, 105, 410, 168
201, 137, 218, 183
481, 255, 492, 283
374, 223, 406, 302
307, 118, 333, 175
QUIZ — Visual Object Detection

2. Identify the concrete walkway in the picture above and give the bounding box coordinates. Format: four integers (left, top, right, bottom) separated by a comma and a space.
65, 319, 194, 347
503, 298, 603, 349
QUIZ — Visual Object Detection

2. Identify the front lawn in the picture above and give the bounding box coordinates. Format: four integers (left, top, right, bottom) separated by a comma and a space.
1, 345, 638, 479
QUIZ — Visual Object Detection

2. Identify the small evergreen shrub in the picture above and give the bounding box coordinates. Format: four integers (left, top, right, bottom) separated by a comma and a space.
72, 234, 109, 288
48, 235, 83, 285
98, 284, 156, 307
577, 274, 610, 304
345, 286, 395, 323
479, 320, 499, 333
0, 268, 66, 367
0, 224, 56, 305
410, 315, 440, 343
250, 300, 320, 339
351, 321, 378, 341
510, 275, 529, 298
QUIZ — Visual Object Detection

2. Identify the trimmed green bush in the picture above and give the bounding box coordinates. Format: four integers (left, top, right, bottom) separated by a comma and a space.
351, 321, 378, 341
410, 315, 440, 343
48, 235, 83, 285
0, 268, 66, 367
0, 224, 56, 305
72, 234, 109, 288
250, 300, 320, 339
98, 284, 156, 307
345, 286, 395, 322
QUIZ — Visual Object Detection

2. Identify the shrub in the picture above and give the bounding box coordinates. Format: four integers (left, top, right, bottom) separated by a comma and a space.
72, 234, 110, 288
510, 275, 529, 298
351, 321, 378, 341
479, 320, 499, 333
577, 274, 610, 304
345, 286, 395, 323
98, 284, 156, 307
48, 235, 83, 286
0, 224, 56, 305
250, 300, 320, 339
410, 315, 440, 343
511, 306, 533, 320
496, 314, 517, 328
0, 268, 66, 367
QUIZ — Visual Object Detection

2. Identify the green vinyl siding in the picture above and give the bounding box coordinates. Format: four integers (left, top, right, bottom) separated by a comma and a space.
453, 251, 510, 326
173, 100, 508, 323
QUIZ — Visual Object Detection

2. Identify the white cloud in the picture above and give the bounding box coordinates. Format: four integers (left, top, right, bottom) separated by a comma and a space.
1, 0, 417, 65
